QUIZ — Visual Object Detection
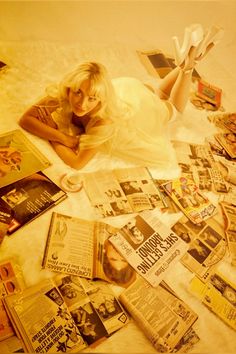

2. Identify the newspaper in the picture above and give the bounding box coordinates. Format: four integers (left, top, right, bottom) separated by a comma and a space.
171, 215, 227, 282
81, 167, 166, 217
215, 133, 236, 159
161, 176, 217, 224
0, 129, 51, 188
109, 210, 187, 287
220, 202, 236, 266
206, 135, 232, 160
190, 272, 236, 330
208, 112, 236, 133
172, 141, 228, 193
42, 212, 137, 288
119, 276, 199, 352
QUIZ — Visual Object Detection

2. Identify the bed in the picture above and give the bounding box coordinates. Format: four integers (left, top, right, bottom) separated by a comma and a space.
0, 39, 235, 353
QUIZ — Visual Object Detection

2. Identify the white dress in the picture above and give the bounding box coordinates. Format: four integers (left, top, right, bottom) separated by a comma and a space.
53, 77, 178, 169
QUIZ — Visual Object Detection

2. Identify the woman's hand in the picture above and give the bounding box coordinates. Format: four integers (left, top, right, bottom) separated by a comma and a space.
60, 133, 80, 149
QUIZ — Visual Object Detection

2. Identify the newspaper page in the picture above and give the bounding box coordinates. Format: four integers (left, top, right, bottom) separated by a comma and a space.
215, 133, 236, 159
42, 212, 137, 288
0, 129, 51, 188
81, 169, 133, 217
171, 215, 227, 282
205, 135, 232, 160
190, 272, 236, 330
78, 278, 129, 335
3, 278, 86, 353
0, 335, 24, 353
119, 276, 198, 352
220, 202, 236, 266
109, 210, 187, 287
113, 167, 166, 212
81, 167, 166, 217
54, 275, 129, 346
0, 258, 25, 341
161, 176, 217, 224
42, 212, 96, 278
208, 112, 236, 133
172, 141, 228, 194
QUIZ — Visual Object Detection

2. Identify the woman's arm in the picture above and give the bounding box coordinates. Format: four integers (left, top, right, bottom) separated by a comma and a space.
50, 142, 99, 169
19, 97, 79, 148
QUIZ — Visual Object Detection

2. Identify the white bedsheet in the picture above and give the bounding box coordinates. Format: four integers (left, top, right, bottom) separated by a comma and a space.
0, 40, 236, 353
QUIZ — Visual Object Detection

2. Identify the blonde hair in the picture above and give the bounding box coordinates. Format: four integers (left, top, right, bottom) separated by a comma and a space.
58, 62, 118, 121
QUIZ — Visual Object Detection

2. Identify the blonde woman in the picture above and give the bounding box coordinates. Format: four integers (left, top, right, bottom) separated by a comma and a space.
19, 24, 223, 170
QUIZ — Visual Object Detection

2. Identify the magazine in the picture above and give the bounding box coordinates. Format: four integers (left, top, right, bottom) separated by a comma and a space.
172, 141, 228, 193
54, 275, 129, 345
0, 335, 24, 353
0, 258, 25, 342
119, 276, 199, 353
208, 112, 236, 133
81, 167, 166, 217
3, 276, 128, 352
171, 215, 227, 282
0, 172, 67, 235
137, 48, 200, 81
109, 210, 187, 287
196, 79, 222, 108
190, 271, 236, 331
0, 129, 51, 188
0, 201, 12, 244
161, 176, 217, 224
206, 135, 232, 160
42, 212, 137, 288
220, 202, 236, 266
215, 133, 236, 159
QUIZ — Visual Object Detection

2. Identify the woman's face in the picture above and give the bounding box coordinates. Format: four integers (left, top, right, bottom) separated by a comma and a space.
68, 79, 100, 117
106, 243, 128, 271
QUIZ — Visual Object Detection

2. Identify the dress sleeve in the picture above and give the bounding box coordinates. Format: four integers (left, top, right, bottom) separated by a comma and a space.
79, 118, 116, 150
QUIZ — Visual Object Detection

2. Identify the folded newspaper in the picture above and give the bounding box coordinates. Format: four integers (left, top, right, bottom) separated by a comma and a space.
109, 210, 187, 287
119, 276, 199, 352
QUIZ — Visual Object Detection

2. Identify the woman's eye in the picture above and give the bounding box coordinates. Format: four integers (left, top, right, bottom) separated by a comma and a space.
89, 96, 96, 102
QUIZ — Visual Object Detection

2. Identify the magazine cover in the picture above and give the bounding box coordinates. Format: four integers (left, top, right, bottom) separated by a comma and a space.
0, 172, 67, 235
161, 176, 217, 224
0, 129, 51, 188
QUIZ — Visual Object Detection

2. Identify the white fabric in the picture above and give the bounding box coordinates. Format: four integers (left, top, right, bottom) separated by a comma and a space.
53, 76, 178, 169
